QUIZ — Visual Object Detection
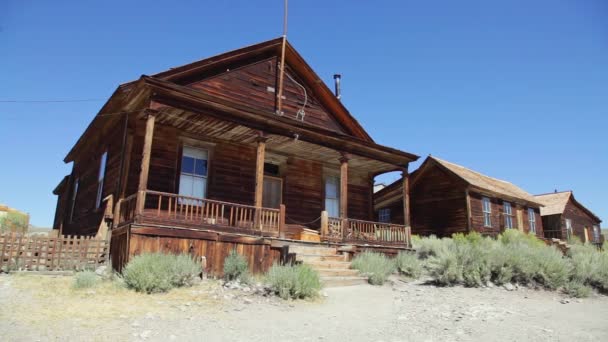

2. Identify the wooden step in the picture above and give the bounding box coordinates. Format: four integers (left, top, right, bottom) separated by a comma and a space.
314, 268, 360, 277
304, 260, 352, 270
295, 254, 346, 263
321, 276, 369, 287
288, 246, 338, 256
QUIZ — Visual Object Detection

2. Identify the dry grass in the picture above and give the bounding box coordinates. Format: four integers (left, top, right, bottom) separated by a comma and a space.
0, 274, 223, 327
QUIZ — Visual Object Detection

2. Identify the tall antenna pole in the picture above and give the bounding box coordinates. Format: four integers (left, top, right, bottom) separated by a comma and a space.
276, 0, 288, 115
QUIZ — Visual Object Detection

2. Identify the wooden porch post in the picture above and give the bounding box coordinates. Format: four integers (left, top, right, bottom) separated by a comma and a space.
136, 114, 155, 216
465, 188, 472, 232
402, 166, 411, 227
254, 134, 267, 228
340, 154, 349, 239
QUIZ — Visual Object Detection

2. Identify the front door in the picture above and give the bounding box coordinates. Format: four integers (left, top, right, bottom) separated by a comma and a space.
262, 176, 282, 209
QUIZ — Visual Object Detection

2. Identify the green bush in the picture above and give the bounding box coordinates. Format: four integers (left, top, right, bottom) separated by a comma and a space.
564, 281, 592, 298
223, 250, 250, 283
73, 271, 99, 289
569, 244, 608, 293
122, 253, 201, 293
351, 252, 396, 285
265, 264, 321, 300
395, 252, 422, 279
413, 235, 446, 259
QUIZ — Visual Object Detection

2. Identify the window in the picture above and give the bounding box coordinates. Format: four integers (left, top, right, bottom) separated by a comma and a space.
378, 208, 391, 223
325, 176, 340, 217
503, 201, 513, 229
528, 208, 536, 234
179, 146, 208, 200
95, 151, 108, 209
565, 219, 573, 239
70, 178, 79, 222
262, 176, 282, 209
593, 225, 600, 242
482, 197, 492, 227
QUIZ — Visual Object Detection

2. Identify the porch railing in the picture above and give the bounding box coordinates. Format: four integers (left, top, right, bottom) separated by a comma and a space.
323, 215, 411, 247
136, 191, 282, 235
114, 193, 138, 226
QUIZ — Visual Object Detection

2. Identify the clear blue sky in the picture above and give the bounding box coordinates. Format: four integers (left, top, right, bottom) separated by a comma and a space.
1, 1, 606, 227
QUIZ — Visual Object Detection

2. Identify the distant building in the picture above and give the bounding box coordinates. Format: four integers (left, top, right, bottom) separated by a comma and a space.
374, 156, 544, 238
535, 191, 602, 244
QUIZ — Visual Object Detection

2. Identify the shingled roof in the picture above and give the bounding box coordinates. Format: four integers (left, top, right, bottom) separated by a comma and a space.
535, 191, 601, 222
412, 156, 543, 207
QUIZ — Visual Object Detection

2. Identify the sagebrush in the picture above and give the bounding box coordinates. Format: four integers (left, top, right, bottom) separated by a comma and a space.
122, 253, 201, 293
265, 264, 321, 300
351, 252, 395, 285
223, 250, 250, 283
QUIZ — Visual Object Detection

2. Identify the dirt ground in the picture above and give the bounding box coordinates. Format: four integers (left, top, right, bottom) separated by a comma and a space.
1, 273, 607, 342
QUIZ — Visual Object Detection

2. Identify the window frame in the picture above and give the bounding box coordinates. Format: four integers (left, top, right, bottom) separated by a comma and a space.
324, 175, 341, 218
178, 145, 209, 200
95, 151, 108, 209
503, 201, 513, 229
378, 208, 391, 223
482, 197, 492, 227
593, 224, 600, 242
528, 208, 536, 234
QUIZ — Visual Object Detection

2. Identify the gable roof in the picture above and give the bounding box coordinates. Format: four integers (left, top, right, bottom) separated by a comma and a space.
415, 156, 543, 207
535, 191, 601, 222
65, 38, 418, 163
139, 37, 372, 142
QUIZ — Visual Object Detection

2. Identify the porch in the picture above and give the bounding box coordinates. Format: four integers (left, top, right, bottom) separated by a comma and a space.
115, 190, 412, 247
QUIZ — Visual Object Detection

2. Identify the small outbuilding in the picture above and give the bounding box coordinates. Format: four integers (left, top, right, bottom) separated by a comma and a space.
535, 191, 602, 244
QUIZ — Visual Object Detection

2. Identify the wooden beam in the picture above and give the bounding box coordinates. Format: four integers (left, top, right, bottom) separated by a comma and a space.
340, 154, 349, 219
402, 167, 410, 227
254, 135, 267, 208
136, 114, 155, 215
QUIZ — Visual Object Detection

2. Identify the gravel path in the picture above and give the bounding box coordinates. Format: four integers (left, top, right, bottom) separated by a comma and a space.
1, 274, 607, 341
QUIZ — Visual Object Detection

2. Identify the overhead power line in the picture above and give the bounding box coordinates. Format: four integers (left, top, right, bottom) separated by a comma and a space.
0, 99, 105, 103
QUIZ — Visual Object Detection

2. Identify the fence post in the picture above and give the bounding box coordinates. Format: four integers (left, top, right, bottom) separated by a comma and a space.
279, 204, 286, 239
341, 218, 349, 242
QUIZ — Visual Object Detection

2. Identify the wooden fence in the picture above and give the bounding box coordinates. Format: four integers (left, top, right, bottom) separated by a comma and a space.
0, 234, 109, 272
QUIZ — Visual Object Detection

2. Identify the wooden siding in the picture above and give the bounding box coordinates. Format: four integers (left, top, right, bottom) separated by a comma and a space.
560, 198, 601, 241
410, 164, 468, 236
128, 226, 280, 275
283, 158, 323, 228
470, 192, 543, 237
188, 57, 348, 135
375, 199, 405, 226
62, 119, 125, 236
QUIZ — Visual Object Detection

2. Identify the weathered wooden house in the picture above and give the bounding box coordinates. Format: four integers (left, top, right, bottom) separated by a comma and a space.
52, 38, 418, 275
535, 191, 603, 244
374, 156, 544, 238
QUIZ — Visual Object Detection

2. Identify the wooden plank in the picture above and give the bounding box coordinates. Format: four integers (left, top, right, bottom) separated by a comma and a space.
465, 188, 472, 232
136, 114, 156, 214
254, 136, 266, 210
402, 168, 411, 227
131, 226, 219, 241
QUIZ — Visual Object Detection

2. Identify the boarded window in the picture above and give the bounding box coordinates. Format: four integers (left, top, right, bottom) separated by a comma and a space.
325, 176, 340, 218
528, 208, 536, 234
503, 201, 513, 229
378, 208, 391, 223
482, 197, 492, 227
179, 146, 208, 200
95, 151, 108, 209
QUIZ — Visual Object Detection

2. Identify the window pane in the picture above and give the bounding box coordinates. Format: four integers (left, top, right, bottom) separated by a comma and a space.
325, 177, 339, 198
179, 175, 194, 197
98, 152, 107, 181
181, 156, 195, 174
326, 199, 339, 217
192, 177, 206, 199
194, 159, 208, 176
183, 146, 208, 160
